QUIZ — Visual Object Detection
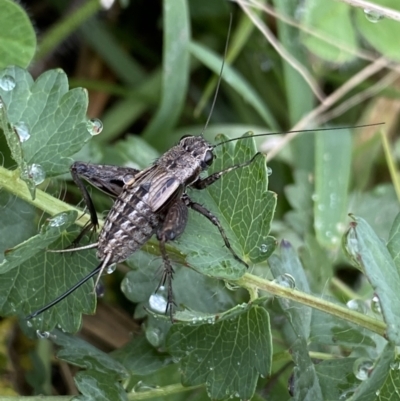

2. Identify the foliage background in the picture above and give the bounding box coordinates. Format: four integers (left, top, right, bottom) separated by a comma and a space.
0, 0, 400, 400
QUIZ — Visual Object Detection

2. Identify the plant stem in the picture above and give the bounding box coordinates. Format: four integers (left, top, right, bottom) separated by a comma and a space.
237, 273, 386, 337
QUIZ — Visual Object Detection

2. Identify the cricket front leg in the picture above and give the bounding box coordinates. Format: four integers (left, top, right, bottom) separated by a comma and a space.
156, 198, 188, 321
182, 193, 248, 268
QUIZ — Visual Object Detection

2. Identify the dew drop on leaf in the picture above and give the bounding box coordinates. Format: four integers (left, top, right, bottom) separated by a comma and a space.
273, 273, 296, 289
13, 121, 31, 142
21, 164, 46, 185
36, 330, 50, 339
353, 357, 374, 381
0, 75, 16, 91
146, 327, 162, 347
259, 243, 269, 253
133, 380, 157, 392
106, 263, 117, 274
96, 281, 105, 298
48, 212, 68, 227
149, 288, 167, 313
86, 118, 103, 136
267, 166, 272, 176
26, 320, 32, 328
370, 294, 382, 314
364, 8, 384, 23
346, 299, 367, 314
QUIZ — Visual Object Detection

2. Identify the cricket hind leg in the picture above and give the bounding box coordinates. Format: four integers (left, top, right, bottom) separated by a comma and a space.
182, 193, 248, 269
156, 198, 189, 321
69, 162, 140, 246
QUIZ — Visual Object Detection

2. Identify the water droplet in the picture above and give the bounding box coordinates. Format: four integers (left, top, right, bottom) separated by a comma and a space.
311, 193, 319, 201
371, 295, 381, 314
49, 212, 68, 227
96, 281, 105, 298
364, 8, 384, 23
353, 357, 374, 380
0, 75, 16, 91
273, 273, 296, 289
346, 299, 367, 314
13, 121, 30, 142
259, 243, 269, 253
21, 164, 46, 185
86, 118, 103, 136
36, 330, 50, 339
26, 320, 32, 328
149, 288, 168, 314
209, 366, 214, 371
106, 263, 117, 274
375, 389, 380, 396
266, 166, 272, 176
146, 327, 162, 347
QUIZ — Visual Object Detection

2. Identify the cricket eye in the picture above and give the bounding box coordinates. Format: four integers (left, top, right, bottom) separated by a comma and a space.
204, 150, 213, 166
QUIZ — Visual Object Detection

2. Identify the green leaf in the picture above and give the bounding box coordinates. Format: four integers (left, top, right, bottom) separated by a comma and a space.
0, 216, 98, 333
167, 305, 272, 400
387, 212, 400, 270
301, 0, 358, 63
314, 129, 351, 248
0, 191, 36, 264
0, 66, 90, 197
355, 1, 400, 62
189, 41, 279, 130
0, 211, 77, 274
377, 355, 400, 401
343, 216, 400, 345
52, 330, 128, 378
142, 0, 190, 146
351, 343, 395, 401
111, 335, 170, 376
75, 371, 127, 401
315, 357, 358, 400
269, 240, 311, 340
0, 0, 36, 68
176, 134, 276, 280
290, 337, 324, 401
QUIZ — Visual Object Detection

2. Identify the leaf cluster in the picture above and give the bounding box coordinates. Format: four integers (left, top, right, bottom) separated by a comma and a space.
0, 1, 400, 400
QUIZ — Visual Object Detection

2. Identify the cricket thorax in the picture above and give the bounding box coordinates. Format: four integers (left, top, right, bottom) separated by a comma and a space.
157, 135, 214, 185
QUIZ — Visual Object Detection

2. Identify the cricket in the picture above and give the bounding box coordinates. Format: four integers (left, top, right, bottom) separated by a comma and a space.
25, 19, 381, 323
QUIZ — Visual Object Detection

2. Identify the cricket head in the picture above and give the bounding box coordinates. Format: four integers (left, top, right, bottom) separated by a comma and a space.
178, 135, 214, 170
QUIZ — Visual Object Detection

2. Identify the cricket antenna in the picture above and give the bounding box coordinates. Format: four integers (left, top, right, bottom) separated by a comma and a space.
200, 13, 232, 137
26, 263, 102, 320
213, 123, 385, 148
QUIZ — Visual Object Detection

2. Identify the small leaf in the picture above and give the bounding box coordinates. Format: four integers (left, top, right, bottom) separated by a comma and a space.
0, 211, 77, 274
314, 129, 351, 248
343, 216, 400, 345
301, 0, 358, 63
75, 370, 127, 401
111, 335, 169, 376
167, 305, 272, 400
289, 337, 324, 401
0, 0, 36, 68
52, 330, 128, 378
0, 66, 90, 197
269, 240, 311, 340
351, 343, 395, 401
355, 1, 400, 62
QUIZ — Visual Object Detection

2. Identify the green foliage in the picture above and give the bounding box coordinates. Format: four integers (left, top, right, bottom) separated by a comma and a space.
1, 0, 400, 400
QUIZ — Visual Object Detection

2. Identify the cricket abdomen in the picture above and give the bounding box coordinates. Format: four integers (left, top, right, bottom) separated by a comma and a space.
97, 183, 165, 263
